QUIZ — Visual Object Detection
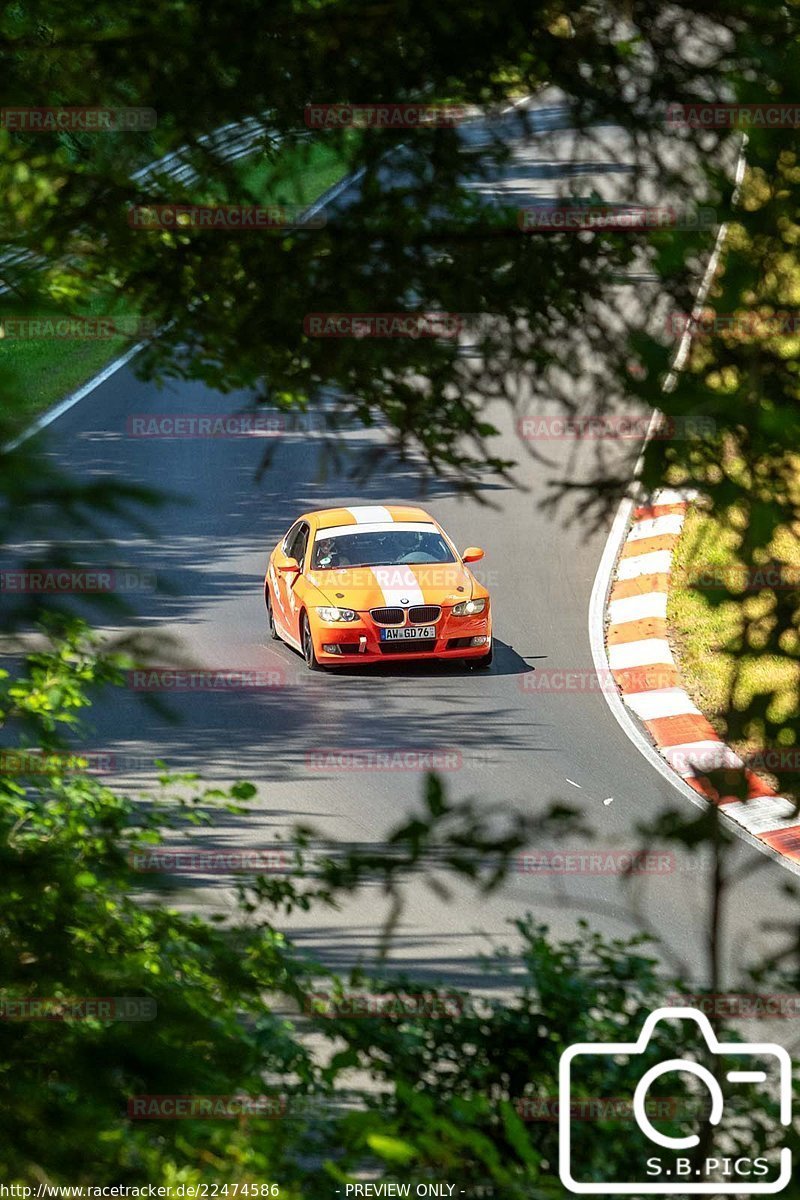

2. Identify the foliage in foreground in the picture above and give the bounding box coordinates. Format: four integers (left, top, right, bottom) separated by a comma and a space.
1, 621, 798, 1194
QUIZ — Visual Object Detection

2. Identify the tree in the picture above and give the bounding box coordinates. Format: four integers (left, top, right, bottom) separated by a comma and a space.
3, 2, 798, 755
0, 0, 782, 480
1, 619, 798, 1192
2, 0, 800, 1188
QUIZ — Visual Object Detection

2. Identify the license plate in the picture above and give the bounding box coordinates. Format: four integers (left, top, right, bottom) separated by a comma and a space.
380, 625, 436, 641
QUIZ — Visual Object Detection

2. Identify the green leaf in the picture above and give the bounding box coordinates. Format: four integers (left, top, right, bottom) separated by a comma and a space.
231, 781, 257, 800
366, 1134, 418, 1164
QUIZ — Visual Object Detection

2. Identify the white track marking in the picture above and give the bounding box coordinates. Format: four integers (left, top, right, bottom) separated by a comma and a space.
651, 487, 699, 506
616, 551, 674, 580
662, 741, 740, 777
608, 592, 668, 624
5, 97, 535, 448
607, 639, 675, 671
623, 688, 700, 721
627, 514, 685, 541
722, 796, 800, 836
5, 342, 146, 452
587, 137, 800, 876
7, 140, 374, 449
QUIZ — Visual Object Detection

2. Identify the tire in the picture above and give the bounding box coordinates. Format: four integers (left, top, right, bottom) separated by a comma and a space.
301, 611, 323, 671
466, 640, 493, 670
265, 583, 280, 640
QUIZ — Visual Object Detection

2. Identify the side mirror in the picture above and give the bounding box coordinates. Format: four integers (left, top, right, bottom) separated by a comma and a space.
277, 556, 301, 576
462, 547, 485, 563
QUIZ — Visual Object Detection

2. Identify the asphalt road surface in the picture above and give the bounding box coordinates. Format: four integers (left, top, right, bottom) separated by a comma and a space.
11, 94, 794, 999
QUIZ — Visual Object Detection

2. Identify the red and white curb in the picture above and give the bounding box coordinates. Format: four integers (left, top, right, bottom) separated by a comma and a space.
606, 487, 800, 867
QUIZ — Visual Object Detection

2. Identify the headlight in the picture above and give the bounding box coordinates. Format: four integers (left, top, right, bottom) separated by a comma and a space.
452, 598, 487, 616
315, 606, 358, 622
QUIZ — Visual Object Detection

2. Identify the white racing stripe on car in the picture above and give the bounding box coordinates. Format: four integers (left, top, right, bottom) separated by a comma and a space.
317, 521, 435, 539
370, 565, 425, 606
346, 505, 393, 523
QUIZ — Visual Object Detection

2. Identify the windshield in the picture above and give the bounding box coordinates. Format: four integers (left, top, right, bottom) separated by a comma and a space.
311, 527, 456, 570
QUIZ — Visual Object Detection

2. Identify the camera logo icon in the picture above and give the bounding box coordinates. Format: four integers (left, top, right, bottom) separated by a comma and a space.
559, 1006, 792, 1194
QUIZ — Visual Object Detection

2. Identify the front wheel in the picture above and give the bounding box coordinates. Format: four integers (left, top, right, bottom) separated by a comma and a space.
301, 612, 323, 671
265, 584, 279, 640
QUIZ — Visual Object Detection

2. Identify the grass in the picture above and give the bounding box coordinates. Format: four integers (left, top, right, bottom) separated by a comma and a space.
1, 296, 135, 436
1, 135, 357, 436
664, 160, 800, 785
234, 133, 360, 206
668, 494, 800, 768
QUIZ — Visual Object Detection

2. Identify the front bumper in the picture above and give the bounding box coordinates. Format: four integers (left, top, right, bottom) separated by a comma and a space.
312, 608, 491, 663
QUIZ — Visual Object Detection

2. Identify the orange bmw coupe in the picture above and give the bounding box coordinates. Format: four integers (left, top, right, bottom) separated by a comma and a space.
264, 505, 492, 670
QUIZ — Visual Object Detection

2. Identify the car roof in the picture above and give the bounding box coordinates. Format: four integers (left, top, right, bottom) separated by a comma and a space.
302, 505, 436, 531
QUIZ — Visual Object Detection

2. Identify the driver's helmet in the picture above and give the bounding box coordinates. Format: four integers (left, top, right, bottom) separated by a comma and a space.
315, 537, 338, 568
394, 531, 422, 557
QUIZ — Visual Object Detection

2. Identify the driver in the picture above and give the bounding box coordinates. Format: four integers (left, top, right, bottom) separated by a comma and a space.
394, 531, 425, 562
315, 537, 340, 569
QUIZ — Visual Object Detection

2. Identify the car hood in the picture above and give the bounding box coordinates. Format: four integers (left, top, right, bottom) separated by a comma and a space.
306, 562, 477, 611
